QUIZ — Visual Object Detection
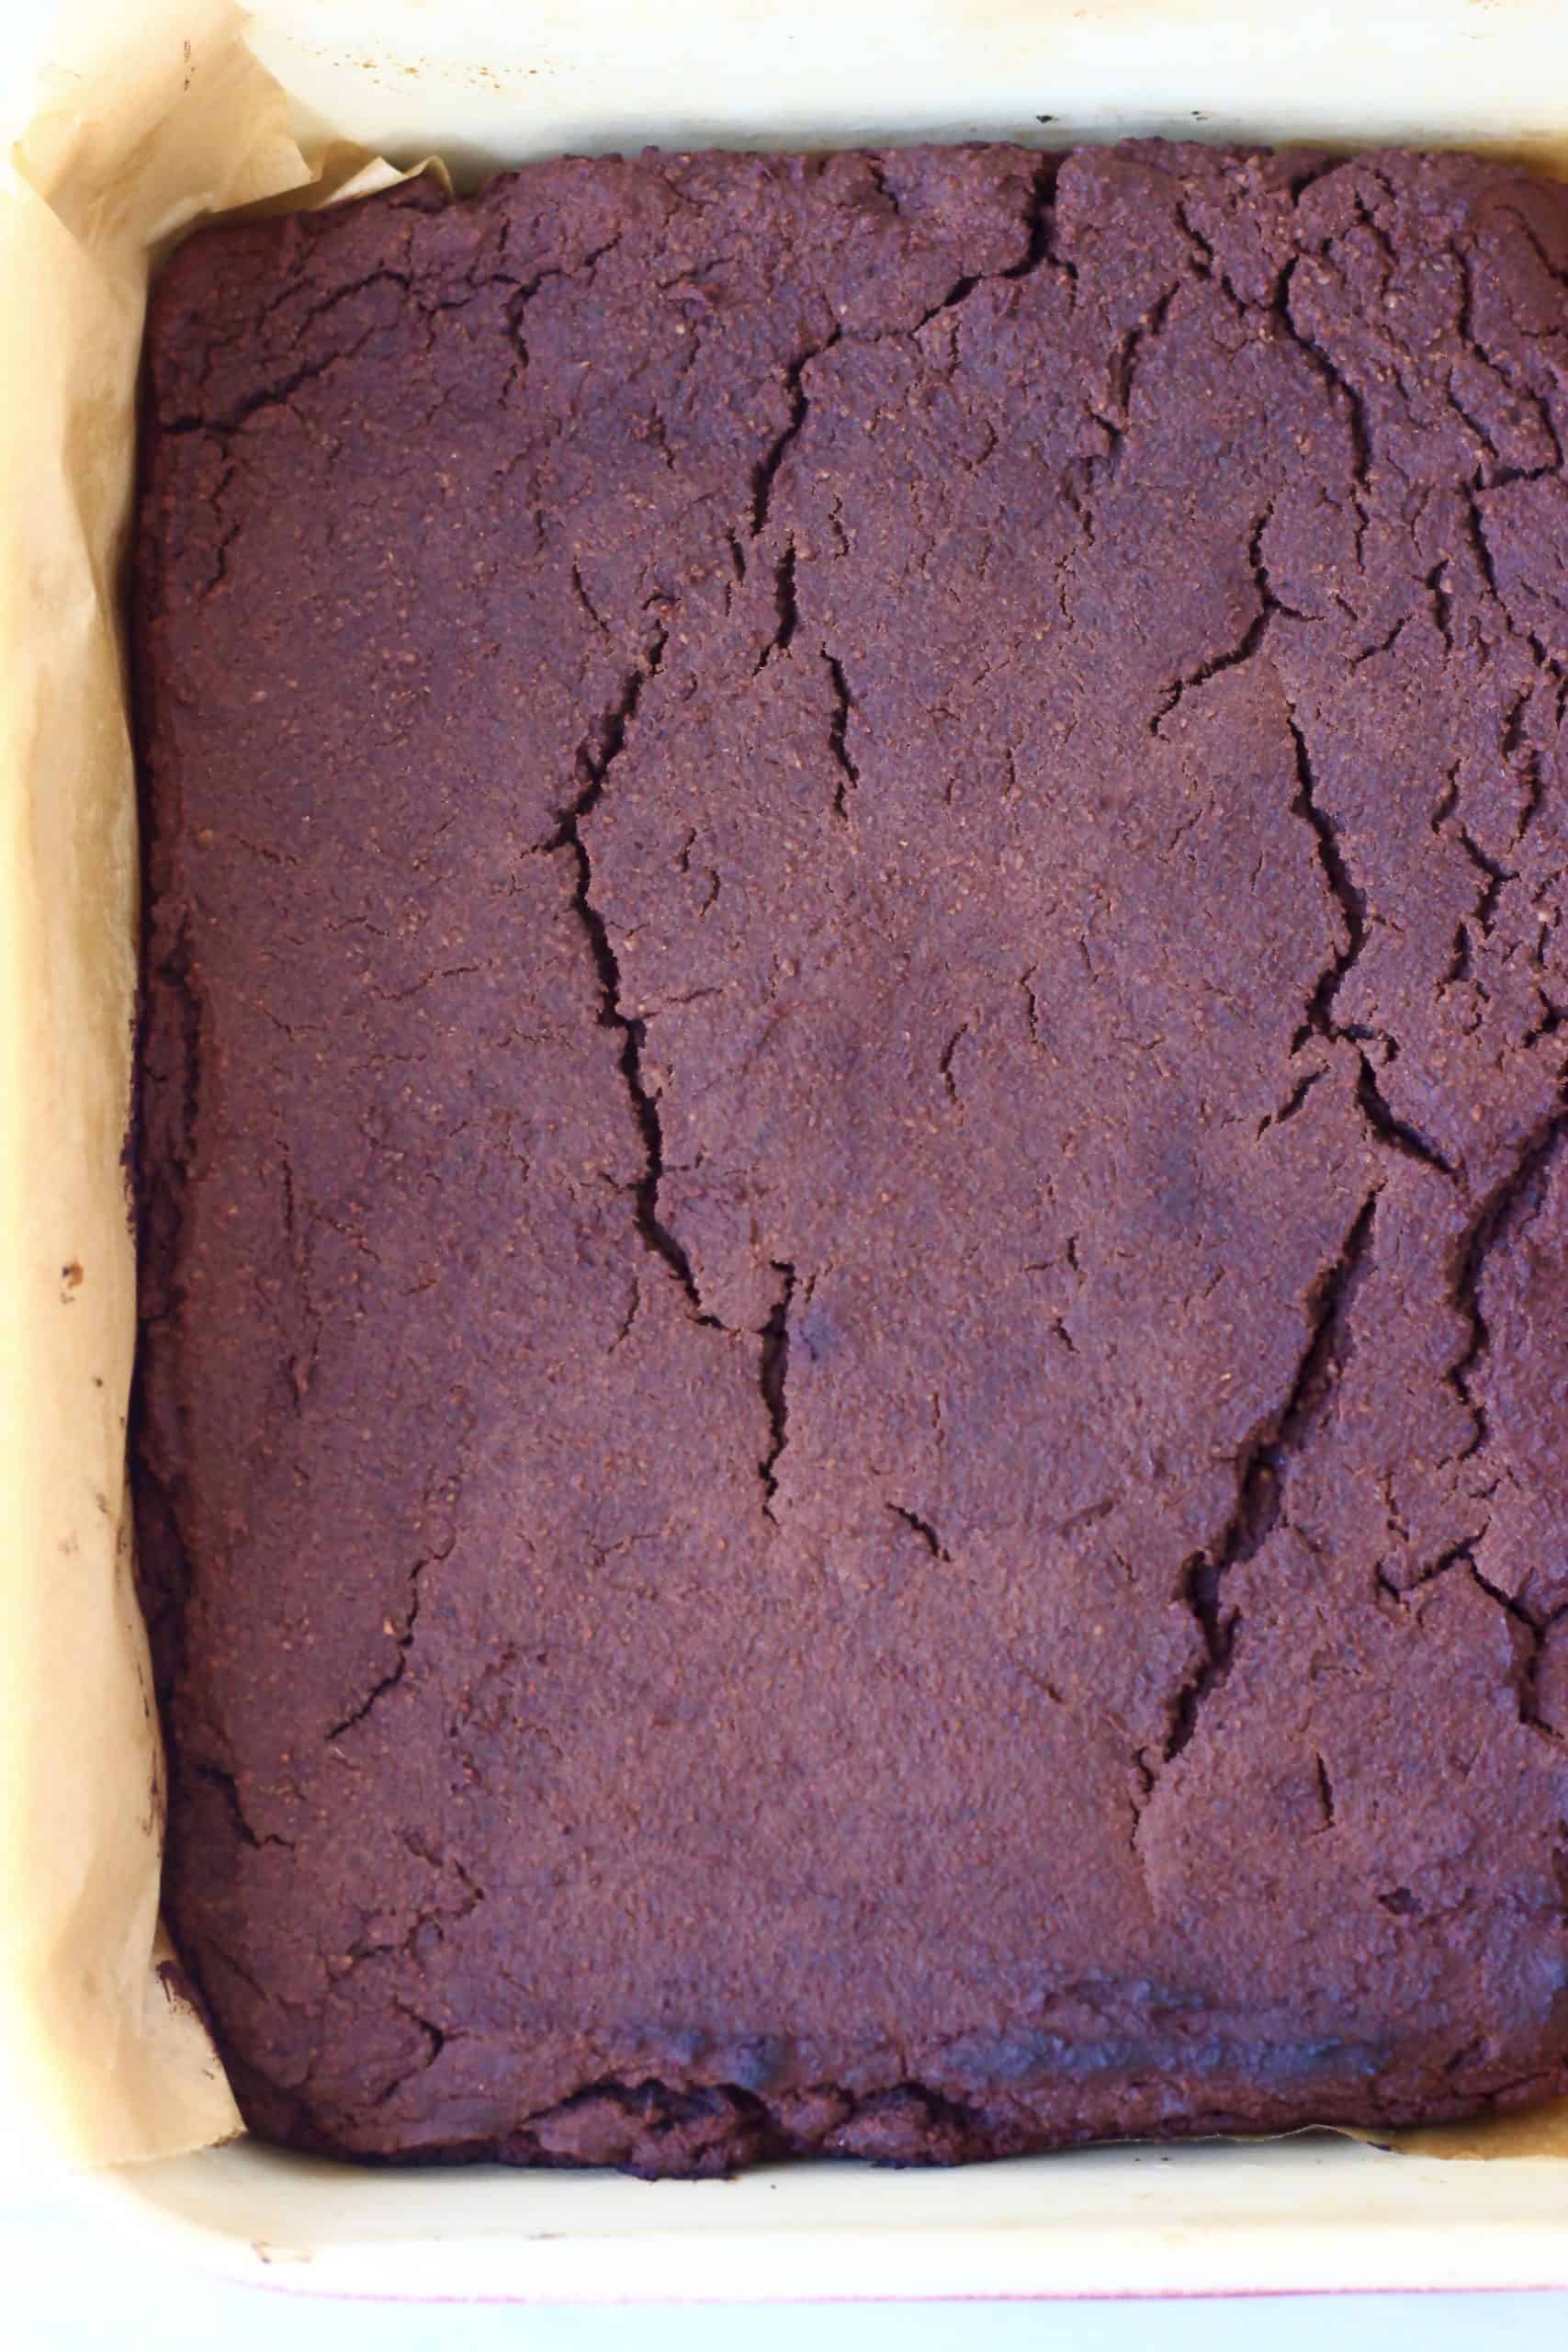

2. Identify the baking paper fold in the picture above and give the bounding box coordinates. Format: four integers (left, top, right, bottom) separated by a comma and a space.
3, 0, 1566, 2166
0, 0, 418, 2166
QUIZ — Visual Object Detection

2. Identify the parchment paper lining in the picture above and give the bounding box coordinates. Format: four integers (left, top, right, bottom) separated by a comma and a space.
3, 0, 1563, 2166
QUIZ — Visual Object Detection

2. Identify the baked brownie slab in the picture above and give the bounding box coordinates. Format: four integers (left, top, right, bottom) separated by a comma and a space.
135, 141, 1568, 2173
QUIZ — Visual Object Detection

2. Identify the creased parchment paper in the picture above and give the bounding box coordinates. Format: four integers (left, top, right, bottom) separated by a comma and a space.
0, 0, 419, 2167
4, 0, 1568, 2170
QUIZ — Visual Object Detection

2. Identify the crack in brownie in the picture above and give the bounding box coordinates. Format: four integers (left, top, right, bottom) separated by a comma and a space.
133, 140, 1568, 2174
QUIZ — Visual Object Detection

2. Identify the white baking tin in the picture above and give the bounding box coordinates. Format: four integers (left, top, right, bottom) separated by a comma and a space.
89, 2132, 1568, 2298
58, 0, 1568, 2298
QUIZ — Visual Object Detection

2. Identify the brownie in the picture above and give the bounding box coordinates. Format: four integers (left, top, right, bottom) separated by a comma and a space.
133, 140, 1568, 2176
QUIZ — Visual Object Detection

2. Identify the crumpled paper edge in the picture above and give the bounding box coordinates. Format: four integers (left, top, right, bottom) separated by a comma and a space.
0, 0, 427, 2168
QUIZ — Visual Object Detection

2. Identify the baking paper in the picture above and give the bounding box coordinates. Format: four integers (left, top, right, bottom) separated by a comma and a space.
3, 0, 1566, 2167
0, 0, 412, 2166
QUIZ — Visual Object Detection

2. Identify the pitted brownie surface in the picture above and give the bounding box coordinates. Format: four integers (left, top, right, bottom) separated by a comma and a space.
134, 141, 1568, 2173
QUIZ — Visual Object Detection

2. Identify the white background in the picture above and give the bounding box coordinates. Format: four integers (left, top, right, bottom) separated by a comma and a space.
5, 6, 1567, 2344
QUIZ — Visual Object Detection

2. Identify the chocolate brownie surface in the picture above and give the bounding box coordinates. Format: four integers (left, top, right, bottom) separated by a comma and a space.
135, 141, 1568, 2174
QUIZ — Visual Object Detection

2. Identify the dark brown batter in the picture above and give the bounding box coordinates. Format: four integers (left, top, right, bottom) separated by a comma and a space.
134, 141, 1568, 2174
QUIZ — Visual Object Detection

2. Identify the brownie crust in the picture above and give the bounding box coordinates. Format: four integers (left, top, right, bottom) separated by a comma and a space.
134, 141, 1568, 2174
